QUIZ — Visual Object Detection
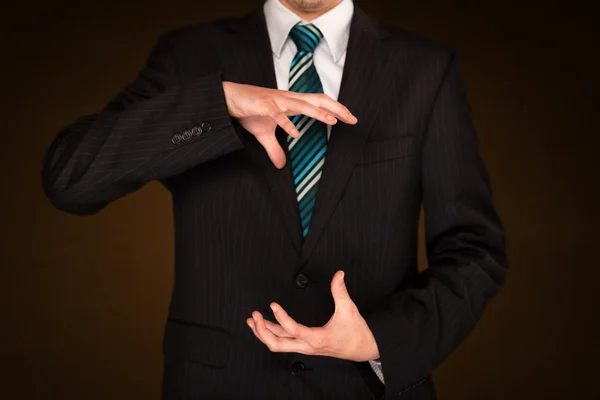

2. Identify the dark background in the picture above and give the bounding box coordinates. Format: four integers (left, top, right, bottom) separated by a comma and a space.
1, 0, 598, 398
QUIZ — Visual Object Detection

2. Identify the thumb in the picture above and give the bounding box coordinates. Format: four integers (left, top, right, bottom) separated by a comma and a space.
331, 270, 351, 307
256, 135, 286, 169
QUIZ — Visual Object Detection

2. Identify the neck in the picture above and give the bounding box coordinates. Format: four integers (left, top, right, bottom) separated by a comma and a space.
278, 0, 343, 21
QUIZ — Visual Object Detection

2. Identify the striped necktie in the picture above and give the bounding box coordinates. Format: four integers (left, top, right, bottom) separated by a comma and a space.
287, 23, 328, 238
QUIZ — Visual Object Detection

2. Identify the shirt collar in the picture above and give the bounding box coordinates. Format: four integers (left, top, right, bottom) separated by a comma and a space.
263, 0, 354, 63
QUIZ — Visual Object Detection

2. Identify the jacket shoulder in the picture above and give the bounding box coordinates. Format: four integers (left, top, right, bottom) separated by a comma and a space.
149, 15, 245, 75
384, 23, 456, 60
156, 14, 243, 49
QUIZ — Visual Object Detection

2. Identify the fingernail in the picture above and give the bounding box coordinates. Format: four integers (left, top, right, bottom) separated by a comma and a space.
270, 304, 277, 313
327, 115, 336, 122
247, 320, 253, 328
253, 315, 258, 323
351, 115, 358, 122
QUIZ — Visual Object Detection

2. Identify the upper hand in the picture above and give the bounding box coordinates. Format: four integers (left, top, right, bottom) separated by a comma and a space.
222, 82, 358, 169
246, 270, 380, 362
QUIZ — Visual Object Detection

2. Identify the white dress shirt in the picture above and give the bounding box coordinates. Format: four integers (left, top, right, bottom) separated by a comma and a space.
263, 0, 386, 385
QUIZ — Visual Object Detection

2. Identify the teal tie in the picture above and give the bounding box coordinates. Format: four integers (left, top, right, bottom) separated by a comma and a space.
287, 23, 328, 238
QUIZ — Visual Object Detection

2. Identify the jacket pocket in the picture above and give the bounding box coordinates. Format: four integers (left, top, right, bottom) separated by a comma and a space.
357, 136, 416, 165
162, 317, 231, 368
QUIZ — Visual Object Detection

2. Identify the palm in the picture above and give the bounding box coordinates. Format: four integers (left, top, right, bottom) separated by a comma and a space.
238, 116, 278, 138
246, 271, 380, 362
322, 302, 368, 358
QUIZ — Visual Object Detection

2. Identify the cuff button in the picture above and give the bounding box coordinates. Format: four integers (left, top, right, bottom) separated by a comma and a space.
200, 121, 212, 133
182, 130, 192, 141
191, 126, 202, 137
171, 133, 183, 145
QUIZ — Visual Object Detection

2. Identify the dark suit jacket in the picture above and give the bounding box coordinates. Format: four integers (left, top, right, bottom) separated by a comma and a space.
42, 5, 507, 400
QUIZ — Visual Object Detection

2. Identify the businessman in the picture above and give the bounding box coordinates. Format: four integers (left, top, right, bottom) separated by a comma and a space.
42, 0, 508, 398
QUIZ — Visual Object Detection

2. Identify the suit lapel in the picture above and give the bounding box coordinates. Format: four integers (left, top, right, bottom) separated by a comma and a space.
300, 7, 396, 265
226, 9, 304, 255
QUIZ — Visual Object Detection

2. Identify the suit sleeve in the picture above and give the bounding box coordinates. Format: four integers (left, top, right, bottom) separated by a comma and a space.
41, 33, 243, 215
364, 51, 508, 398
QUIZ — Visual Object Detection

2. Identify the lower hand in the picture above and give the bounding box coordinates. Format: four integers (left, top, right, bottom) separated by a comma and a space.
246, 270, 380, 362
222, 82, 358, 169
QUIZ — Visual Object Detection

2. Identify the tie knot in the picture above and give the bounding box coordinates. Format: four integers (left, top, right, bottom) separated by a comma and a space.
289, 23, 323, 53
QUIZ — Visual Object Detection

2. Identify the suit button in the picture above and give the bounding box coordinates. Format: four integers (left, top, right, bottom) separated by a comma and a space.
191, 126, 202, 136
171, 133, 182, 144
200, 121, 212, 132
182, 130, 192, 141
295, 273, 309, 288
291, 361, 305, 376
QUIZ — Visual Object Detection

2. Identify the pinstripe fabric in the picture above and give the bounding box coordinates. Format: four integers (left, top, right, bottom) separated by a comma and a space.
286, 23, 328, 238
42, 5, 507, 400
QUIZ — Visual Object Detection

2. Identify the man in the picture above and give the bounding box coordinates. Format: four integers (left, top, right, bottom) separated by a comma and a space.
41, 0, 508, 398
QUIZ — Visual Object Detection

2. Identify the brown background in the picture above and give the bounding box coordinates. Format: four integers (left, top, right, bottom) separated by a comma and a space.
1, 0, 598, 398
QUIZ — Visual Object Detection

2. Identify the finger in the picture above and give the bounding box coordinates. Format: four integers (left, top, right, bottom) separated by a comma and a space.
264, 319, 295, 338
313, 94, 357, 124
247, 317, 267, 345
263, 97, 300, 139
317, 108, 354, 125
271, 112, 301, 139
286, 92, 357, 124
270, 303, 313, 341
331, 270, 349, 298
255, 135, 286, 169
249, 316, 294, 338
252, 311, 279, 345
331, 270, 354, 309
253, 311, 315, 354
280, 97, 338, 126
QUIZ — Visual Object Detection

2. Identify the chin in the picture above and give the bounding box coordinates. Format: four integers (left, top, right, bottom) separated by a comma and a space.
287, 0, 332, 12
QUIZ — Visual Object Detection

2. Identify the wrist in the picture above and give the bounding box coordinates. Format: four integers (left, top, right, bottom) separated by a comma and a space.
221, 81, 237, 118
366, 327, 380, 361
